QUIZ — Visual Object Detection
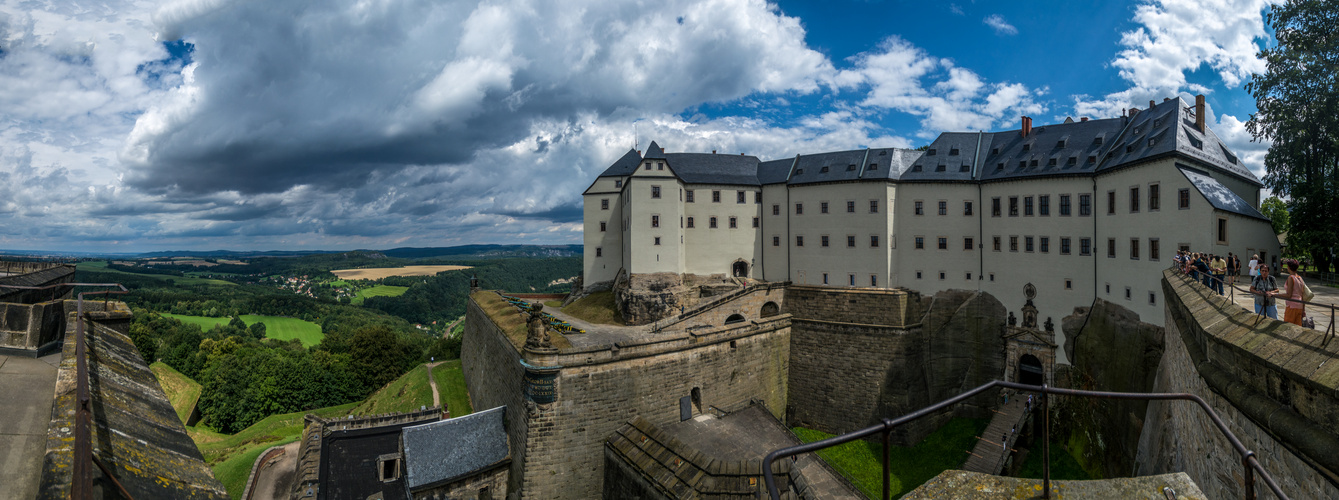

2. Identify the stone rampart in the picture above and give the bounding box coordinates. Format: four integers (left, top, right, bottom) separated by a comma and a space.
1135, 269, 1339, 498
0, 300, 65, 355
786, 287, 1006, 445
461, 294, 533, 496
650, 282, 787, 333
0, 264, 75, 304
463, 289, 791, 499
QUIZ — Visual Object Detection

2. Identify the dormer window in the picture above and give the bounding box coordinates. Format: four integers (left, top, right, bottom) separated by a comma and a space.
1094, 136, 1104, 146
645, 162, 652, 170
935, 164, 946, 172
949, 148, 960, 156
1030, 159, 1039, 167
795, 168, 804, 175
1057, 139, 1067, 148
1220, 145, 1238, 164
1088, 155, 1097, 163
927, 149, 937, 155
820, 166, 829, 173
1018, 161, 1026, 169
1022, 143, 1031, 151
1048, 158, 1057, 166
992, 147, 1000, 155
959, 164, 971, 172
868, 163, 878, 171
996, 163, 1004, 171
615, 180, 622, 188
1067, 157, 1077, 166
1148, 138, 1156, 147
912, 165, 923, 172
1126, 145, 1134, 153
1134, 127, 1141, 135
657, 162, 664, 170
847, 164, 856, 171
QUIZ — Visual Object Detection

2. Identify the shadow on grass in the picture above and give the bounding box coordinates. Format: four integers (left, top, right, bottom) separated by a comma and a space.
793, 417, 989, 499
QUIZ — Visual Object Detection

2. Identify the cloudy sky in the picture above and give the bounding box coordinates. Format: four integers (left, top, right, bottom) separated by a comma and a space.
0, 0, 1279, 252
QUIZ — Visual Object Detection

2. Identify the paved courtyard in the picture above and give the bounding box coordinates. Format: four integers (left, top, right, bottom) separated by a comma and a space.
0, 352, 60, 500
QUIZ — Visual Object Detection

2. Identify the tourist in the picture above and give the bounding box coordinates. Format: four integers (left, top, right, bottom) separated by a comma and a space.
1195, 254, 1212, 288
1250, 264, 1279, 319
1211, 254, 1227, 295
1282, 260, 1307, 326
1249, 254, 1260, 279
1189, 253, 1200, 281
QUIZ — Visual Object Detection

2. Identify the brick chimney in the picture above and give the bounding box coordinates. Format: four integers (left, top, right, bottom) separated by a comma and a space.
1080, 117, 1088, 122
1021, 116, 1032, 138
1195, 94, 1206, 132
1149, 100, 1156, 109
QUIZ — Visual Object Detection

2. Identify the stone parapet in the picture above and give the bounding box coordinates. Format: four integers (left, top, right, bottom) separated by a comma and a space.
1136, 269, 1339, 498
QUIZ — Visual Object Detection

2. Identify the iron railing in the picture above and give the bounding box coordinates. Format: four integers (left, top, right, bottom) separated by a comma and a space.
1175, 262, 1336, 343
0, 282, 130, 500
762, 380, 1289, 500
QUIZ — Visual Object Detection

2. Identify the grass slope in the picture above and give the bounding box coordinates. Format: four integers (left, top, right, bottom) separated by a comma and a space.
432, 360, 473, 417
76, 261, 235, 286
793, 417, 989, 499
350, 364, 437, 415
351, 285, 410, 305
150, 362, 201, 424
561, 291, 624, 326
1015, 440, 1092, 481
160, 313, 323, 347
196, 402, 359, 499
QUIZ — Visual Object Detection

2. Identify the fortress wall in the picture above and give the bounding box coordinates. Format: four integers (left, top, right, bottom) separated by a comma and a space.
785, 287, 1006, 445
461, 296, 531, 496
1136, 270, 1339, 498
519, 320, 790, 499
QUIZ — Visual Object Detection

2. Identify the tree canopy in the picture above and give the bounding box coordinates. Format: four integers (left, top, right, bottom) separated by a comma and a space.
1247, 0, 1339, 272
1259, 196, 1290, 235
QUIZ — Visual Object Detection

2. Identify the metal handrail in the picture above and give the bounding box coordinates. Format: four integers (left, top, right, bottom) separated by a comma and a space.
0, 282, 131, 499
761, 380, 1288, 500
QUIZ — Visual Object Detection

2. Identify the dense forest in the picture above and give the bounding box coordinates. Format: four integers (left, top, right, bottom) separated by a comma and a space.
79, 254, 579, 433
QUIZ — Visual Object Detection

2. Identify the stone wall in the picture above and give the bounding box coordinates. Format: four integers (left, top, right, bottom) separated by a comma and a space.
0, 264, 75, 304
0, 300, 65, 354
1054, 298, 1164, 478
602, 416, 795, 499
411, 463, 508, 500
461, 296, 532, 496
518, 320, 790, 499
614, 272, 747, 325
1135, 270, 1339, 498
652, 282, 786, 333
786, 287, 1006, 445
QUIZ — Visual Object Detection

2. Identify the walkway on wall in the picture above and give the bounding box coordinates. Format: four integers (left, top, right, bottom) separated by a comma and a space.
962, 396, 1031, 475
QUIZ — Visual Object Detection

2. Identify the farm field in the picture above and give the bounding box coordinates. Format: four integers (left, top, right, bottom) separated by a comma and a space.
351, 284, 409, 305
161, 313, 324, 347
77, 261, 235, 286
330, 264, 472, 280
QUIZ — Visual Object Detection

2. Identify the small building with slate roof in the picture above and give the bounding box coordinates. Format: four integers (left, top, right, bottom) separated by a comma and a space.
402, 406, 510, 499
582, 95, 1279, 339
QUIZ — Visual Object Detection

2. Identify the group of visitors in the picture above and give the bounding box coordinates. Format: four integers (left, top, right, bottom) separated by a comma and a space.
1173, 250, 1313, 328
1174, 250, 1234, 294
1249, 258, 1312, 327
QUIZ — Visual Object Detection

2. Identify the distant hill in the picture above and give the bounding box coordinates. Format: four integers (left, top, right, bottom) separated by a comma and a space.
380, 245, 582, 259
133, 249, 339, 259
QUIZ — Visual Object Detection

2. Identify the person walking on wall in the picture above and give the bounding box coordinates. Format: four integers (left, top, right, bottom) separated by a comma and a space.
1250, 264, 1279, 320
1211, 254, 1227, 295
1282, 260, 1307, 326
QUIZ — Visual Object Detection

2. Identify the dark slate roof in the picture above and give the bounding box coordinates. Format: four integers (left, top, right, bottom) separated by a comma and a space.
979, 118, 1123, 182
1178, 166, 1268, 221
902, 133, 989, 182
665, 153, 761, 185
860, 147, 919, 180
643, 141, 666, 159
1099, 97, 1261, 186
787, 149, 869, 185
757, 158, 795, 185
596, 148, 643, 178
402, 406, 509, 492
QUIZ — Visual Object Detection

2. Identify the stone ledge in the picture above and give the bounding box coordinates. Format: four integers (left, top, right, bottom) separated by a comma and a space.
903, 470, 1206, 499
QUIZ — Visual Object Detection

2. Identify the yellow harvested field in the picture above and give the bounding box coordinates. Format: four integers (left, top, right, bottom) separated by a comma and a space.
331, 265, 473, 280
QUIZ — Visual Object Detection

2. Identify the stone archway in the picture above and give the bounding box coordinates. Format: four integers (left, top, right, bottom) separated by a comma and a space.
725, 313, 746, 325
1018, 354, 1044, 386
760, 301, 779, 317
732, 260, 749, 278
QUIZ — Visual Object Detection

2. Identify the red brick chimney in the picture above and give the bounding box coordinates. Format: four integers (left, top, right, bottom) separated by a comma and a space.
1080, 117, 1088, 122
1149, 100, 1156, 109
1195, 95, 1206, 132
1021, 116, 1032, 138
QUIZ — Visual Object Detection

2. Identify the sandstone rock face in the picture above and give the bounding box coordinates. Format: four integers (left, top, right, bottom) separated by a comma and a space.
1056, 298, 1164, 479
613, 273, 744, 326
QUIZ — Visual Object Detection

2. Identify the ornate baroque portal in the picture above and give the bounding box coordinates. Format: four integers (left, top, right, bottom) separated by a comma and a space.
1003, 282, 1057, 387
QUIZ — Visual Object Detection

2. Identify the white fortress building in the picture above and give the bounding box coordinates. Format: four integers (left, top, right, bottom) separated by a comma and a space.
582, 96, 1279, 357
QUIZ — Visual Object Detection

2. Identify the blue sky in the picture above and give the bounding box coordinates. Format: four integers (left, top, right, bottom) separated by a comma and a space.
0, 0, 1279, 252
